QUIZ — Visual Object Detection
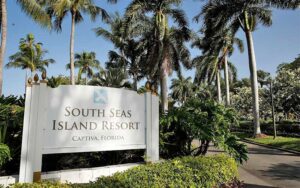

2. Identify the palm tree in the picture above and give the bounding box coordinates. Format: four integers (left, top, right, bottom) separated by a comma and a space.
89, 67, 131, 89
201, 29, 244, 106
47, 0, 116, 85
193, 55, 222, 103
66, 51, 100, 85
5, 33, 55, 87
0, 0, 51, 95
196, 0, 299, 136
95, 15, 147, 91
170, 75, 193, 105
125, 0, 191, 113
257, 70, 271, 88
47, 75, 70, 88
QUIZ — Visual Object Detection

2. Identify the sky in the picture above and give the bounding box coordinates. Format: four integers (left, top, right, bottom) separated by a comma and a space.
2, 0, 300, 96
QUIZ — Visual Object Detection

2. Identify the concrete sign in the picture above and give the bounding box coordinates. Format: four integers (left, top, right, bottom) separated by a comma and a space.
19, 82, 159, 183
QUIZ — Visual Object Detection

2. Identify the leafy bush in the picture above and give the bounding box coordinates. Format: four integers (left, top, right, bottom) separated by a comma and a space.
0, 144, 11, 166
0, 96, 24, 174
11, 154, 238, 188
160, 98, 248, 163
11, 182, 71, 188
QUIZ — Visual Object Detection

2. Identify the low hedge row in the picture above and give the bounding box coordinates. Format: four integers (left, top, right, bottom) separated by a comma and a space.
236, 120, 300, 137
11, 154, 238, 188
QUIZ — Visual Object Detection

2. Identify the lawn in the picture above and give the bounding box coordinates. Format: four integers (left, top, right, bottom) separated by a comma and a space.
233, 132, 300, 152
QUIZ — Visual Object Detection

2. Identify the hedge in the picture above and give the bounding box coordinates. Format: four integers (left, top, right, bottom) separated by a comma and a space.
11, 154, 238, 188
235, 120, 300, 137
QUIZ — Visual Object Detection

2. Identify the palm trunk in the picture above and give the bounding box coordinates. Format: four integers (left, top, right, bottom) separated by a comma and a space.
224, 55, 230, 106
0, 0, 7, 96
270, 80, 276, 139
216, 70, 222, 103
133, 74, 138, 91
160, 59, 168, 113
245, 30, 261, 136
69, 12, 76, 85
24, 69, 29, 93
85, 72, 88, 85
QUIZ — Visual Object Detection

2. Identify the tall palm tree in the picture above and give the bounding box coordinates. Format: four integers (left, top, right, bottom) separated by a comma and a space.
47, 0, 115, 85
0, 0, 51, 95
125, 0, 191, 113
200, 29, 244, 106
0, 0, 7, 96
5, 33, 55, 86
170, 75, 193, 105
89, 67, 131, 89
193, 55, 222, 103
196, 0, 299, 136
67, 51, 100, 84
95, 15, 147, 91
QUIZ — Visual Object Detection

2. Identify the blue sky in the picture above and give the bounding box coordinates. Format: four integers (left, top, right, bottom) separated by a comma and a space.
3, 0, 300, 96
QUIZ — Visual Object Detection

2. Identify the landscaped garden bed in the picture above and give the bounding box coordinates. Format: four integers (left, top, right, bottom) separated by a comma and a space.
10, 154, 239, 188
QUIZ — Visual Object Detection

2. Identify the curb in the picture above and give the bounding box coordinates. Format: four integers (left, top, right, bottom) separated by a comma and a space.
241, 139, 300, 156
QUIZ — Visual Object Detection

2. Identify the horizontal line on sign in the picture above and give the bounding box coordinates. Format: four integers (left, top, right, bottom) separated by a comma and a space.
42, 144, 147, 154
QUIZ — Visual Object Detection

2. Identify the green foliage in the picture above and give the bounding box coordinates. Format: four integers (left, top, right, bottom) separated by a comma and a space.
47, 76, 70, 88
274, 68, 300, 118
89, 155, 237, 188
88, 67, 132, 89
11, 155, 238, 188
11, 181, 71, 188
6, 33, 55, 74
247, 136, 300, 152
66, 51, 101, 84
160, 98, 248, 163
0, 96, 24, 173
0, 144, 11, 167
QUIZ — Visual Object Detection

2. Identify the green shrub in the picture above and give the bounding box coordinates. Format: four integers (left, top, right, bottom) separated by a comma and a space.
11, 154, 238, 188
0, 144, 10, 166
160, 98, 248, 163
75, 154, 238, 188
11, 182, 71, 188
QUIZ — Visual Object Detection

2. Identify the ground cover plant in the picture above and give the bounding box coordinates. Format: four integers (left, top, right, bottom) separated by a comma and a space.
234, 132, 300, 152
247, 136, 300, 152
11, 154, 239, 188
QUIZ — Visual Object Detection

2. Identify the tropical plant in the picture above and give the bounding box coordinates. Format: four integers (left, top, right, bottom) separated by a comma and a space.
274, 67, 300, 119
160, 98, 248, 163
46, 0, 116, 85
5, 34, 55, 87
0, 95, 24, 171
88, 67, 131, 88
170, 75, 193, 105
0, 143, 10, 167
277, 54, 300, 71
257, 69, 271, 88
196, 0, 300, 136
198, 29, 244, 106
125, 0, 191, 113
66, 51, 100, 84
0, 0, 52, 95
47, 75, 70, 88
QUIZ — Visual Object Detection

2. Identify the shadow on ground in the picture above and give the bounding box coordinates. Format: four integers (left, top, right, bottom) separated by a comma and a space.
244, 183, 278, 188
260, 161, 300, 182
247, 146, 298, 157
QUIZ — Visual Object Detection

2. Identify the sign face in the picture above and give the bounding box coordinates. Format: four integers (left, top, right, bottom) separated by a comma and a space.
43, 86, 146, 154
20, 83, 158, 183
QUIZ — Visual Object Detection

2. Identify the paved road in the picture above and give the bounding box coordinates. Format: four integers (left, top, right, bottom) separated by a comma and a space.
208, 142, 300, 188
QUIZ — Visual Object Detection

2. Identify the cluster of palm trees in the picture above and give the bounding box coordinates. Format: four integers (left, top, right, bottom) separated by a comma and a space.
0, 0, 299, 137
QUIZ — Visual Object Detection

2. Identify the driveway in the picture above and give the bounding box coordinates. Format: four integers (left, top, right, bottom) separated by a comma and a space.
208, 142, 300, 188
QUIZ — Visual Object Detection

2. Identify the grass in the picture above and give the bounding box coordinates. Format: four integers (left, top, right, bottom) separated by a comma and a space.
233, 132, 300, 152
